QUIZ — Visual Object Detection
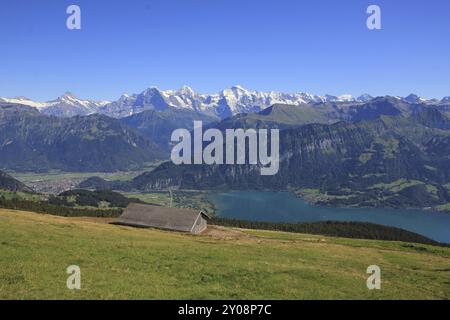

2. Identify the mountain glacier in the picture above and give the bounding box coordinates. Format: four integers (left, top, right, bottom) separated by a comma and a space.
1, 86, 448, 119
0, 92, 110, 117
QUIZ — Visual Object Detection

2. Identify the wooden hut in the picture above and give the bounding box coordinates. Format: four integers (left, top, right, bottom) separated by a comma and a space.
114, 203, 209, 234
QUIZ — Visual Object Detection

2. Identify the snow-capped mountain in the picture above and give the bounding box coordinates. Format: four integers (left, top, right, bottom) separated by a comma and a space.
1, 87, 448, 119
0, 96, 49, 109
403, 94, 428, 104
356, 94, 374, 102
97, 86, 369, 119
42, 92, 110, 117
400, 94, 450, 106
0, 92, 110, 117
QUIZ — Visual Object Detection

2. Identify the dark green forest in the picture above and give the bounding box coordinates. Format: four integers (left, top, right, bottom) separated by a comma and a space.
210, 217, 442, 246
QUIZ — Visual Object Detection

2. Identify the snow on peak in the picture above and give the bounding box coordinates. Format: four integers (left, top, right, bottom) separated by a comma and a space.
119, 93, 132, 101
403, 94, 427, 104
337, 94, 355, 102
4, 86, 445, 119
357, 94, 374, 102
231, 85, 249, 93
178, 85, 195, 95
0, 96, 48, 109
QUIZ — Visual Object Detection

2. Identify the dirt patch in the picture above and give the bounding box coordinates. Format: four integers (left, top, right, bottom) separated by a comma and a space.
202, 225, 255, 240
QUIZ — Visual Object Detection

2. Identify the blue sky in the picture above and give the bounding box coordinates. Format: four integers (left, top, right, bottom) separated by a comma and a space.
1, 0, 449, 101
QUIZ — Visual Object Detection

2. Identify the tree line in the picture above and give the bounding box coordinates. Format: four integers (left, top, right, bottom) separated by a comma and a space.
210, 217, 442, 246
0, 196, 122, 218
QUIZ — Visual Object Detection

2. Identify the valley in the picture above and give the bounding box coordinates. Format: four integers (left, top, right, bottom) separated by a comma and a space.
84, 107, 450, 214
2, 90, 450, 244
3, 0, 450, 303
8, 167, 159, 194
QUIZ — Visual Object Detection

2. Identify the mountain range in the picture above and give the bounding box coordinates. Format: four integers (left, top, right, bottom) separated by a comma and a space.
84, 108, 450, 208
0, 92, 110, 118
2, 86, 450, 119
2, 93, 450, 174
2, 87, 450, 211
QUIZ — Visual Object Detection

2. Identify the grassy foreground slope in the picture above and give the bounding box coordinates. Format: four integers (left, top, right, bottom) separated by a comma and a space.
0, 209, 449, 300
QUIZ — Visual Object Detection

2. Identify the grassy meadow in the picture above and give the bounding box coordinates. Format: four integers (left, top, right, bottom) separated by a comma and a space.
0, 209, 449, 300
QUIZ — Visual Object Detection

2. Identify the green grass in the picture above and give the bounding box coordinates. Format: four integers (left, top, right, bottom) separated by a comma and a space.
294, 188, 355, 205
1, 209, 449, 300
370, 179, 425, 192
434, 203, 450, 212
121, 192, 172, 206
0, 190, 46, 202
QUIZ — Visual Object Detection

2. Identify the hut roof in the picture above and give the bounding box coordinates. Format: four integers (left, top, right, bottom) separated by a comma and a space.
114, 203, 209, 233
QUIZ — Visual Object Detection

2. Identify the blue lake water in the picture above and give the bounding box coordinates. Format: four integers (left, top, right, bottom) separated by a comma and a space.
208, 191, 450, 244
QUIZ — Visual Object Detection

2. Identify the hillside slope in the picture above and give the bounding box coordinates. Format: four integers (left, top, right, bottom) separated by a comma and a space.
120, 108, 218, 152
0, 105, 165, 172
0, 170, 33, 192
0, 209, 449, 299
106, 111, 450, 210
